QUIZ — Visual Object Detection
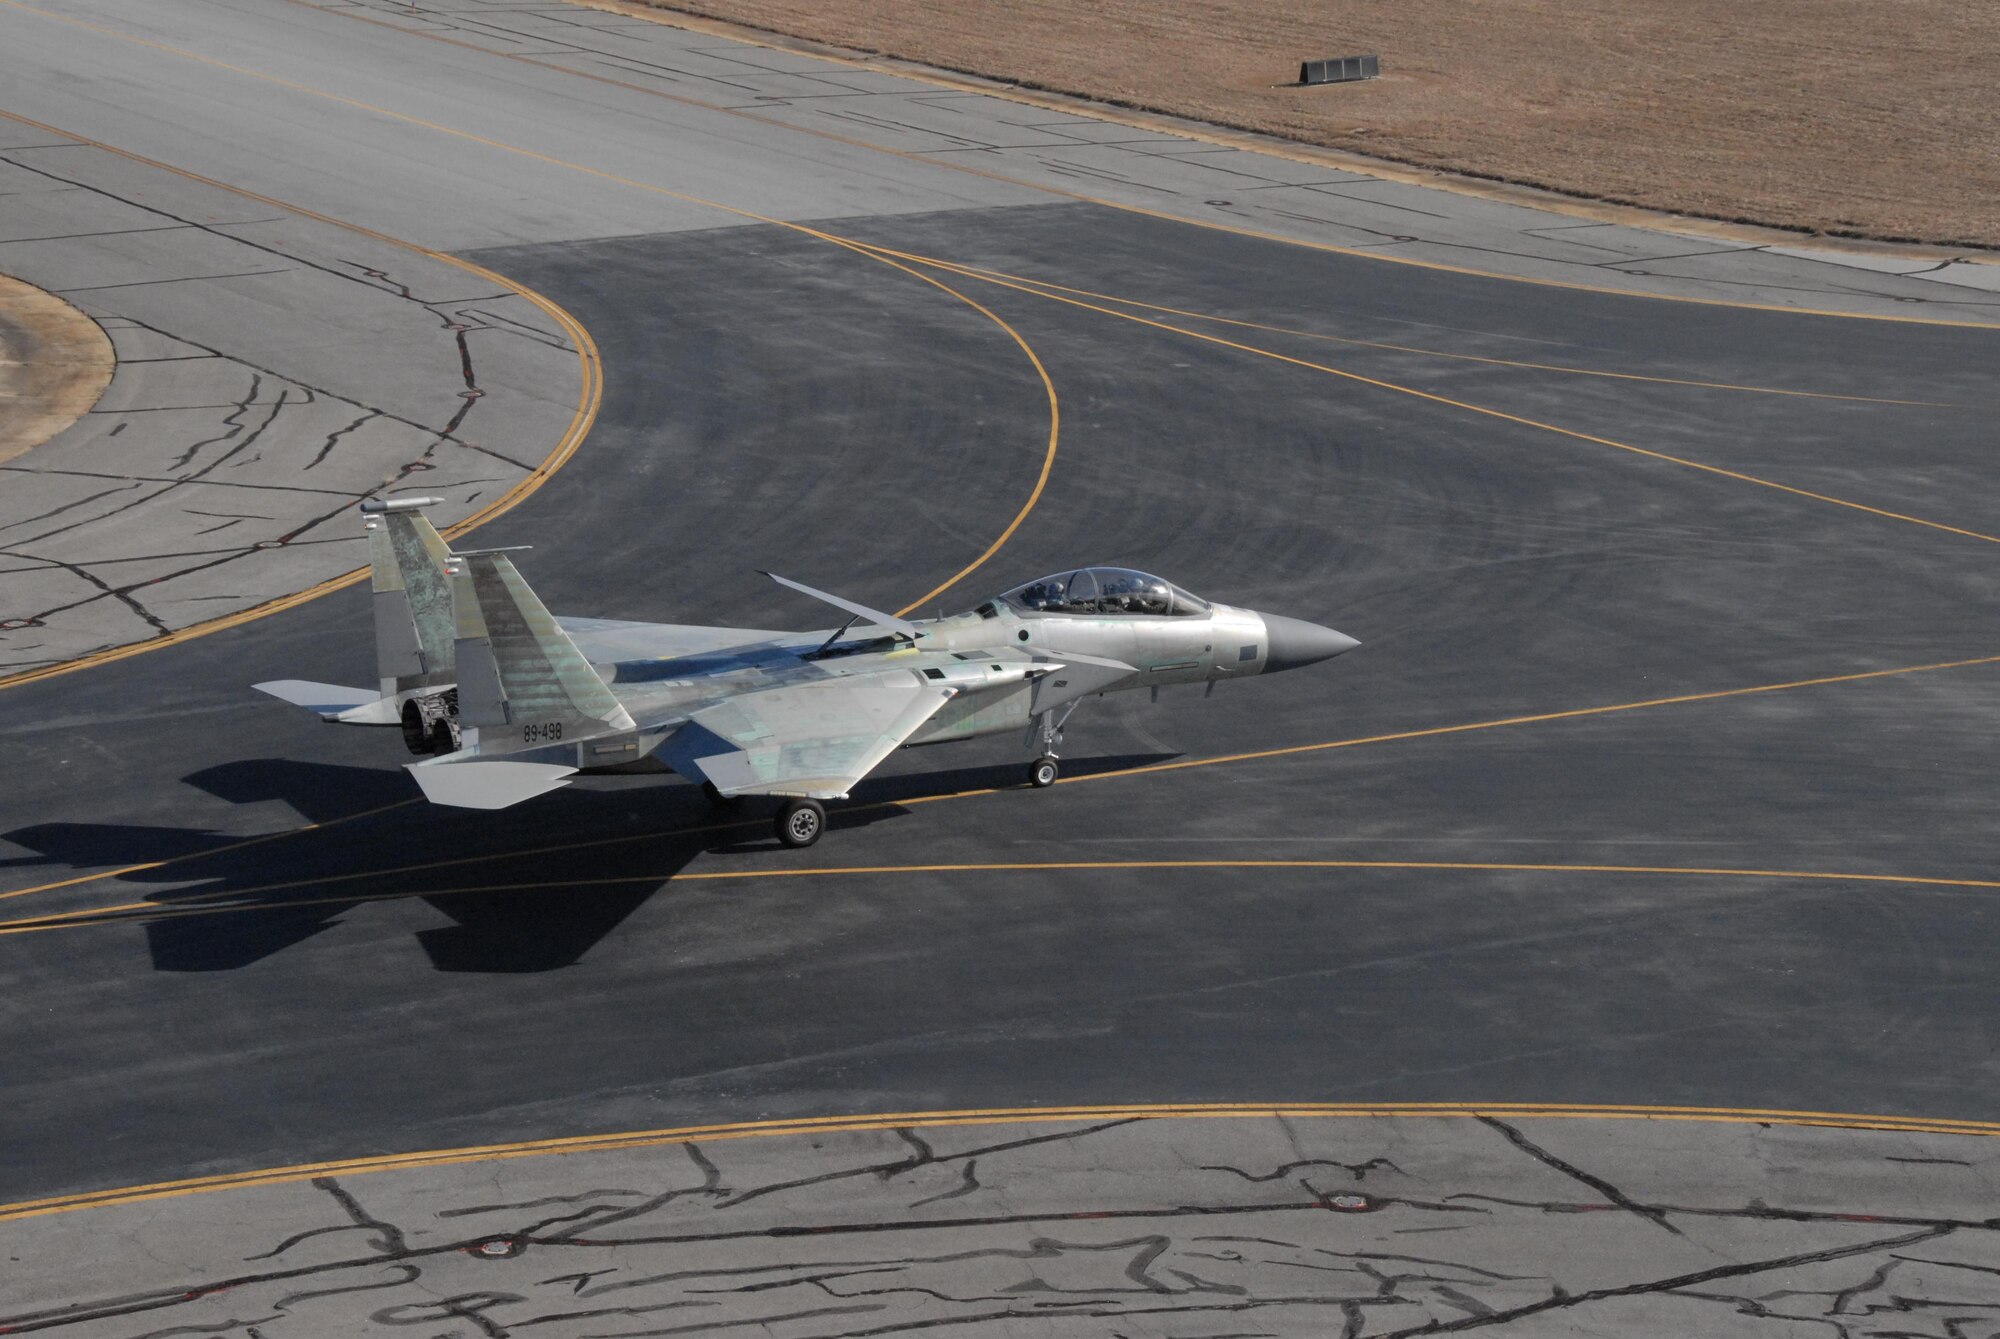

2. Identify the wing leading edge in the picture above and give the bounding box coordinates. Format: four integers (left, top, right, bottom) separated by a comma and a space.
658, 670, 955, 800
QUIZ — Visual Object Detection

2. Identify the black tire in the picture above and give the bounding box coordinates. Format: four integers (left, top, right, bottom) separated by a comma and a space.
1029, 756, 1059, 788
776, 798, 825, 848
702, 781, 741, 808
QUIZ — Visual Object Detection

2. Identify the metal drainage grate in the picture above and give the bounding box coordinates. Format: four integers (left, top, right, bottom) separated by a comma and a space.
1299, 54, 1380, 86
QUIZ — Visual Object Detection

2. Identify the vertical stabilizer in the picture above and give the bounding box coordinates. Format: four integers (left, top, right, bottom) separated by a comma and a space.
362, 496, 454, 697
450, 551, 635, 752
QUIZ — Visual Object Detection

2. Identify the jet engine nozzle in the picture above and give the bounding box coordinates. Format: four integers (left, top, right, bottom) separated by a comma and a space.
1258, 614, 1359, 673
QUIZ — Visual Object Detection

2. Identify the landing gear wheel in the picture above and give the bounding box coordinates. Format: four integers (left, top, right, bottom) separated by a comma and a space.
776, 798, 825, 848
1029, 756, 1060, 788
702, 781, 741, 808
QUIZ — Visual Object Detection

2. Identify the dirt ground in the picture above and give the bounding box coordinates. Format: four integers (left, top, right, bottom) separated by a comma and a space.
637, 0, 2000, 250
0, 275, 112, 466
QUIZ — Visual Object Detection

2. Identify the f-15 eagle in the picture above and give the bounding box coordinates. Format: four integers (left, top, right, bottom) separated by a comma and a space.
256, 498, 1357, 848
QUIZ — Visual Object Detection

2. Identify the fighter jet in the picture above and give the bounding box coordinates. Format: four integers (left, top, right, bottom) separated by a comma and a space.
255, 498, 1357, 847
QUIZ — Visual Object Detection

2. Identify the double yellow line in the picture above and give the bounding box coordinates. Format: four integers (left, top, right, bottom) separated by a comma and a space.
6, 1100, 1996, 1225
1, 2, 1997, 1236
0, 110, 605, 693
0, 9, 1066, 679
7, 0, 1992, 703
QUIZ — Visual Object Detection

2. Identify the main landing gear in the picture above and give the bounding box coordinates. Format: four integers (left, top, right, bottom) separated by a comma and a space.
703, 782, 823, 846
699, 781, 821, 847
1029, 755, 1060, 788
776, 798, 826, 848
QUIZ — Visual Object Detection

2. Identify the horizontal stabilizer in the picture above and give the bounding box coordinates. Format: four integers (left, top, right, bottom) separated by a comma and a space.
406, 758, 577, 810
253, 680, 391, 722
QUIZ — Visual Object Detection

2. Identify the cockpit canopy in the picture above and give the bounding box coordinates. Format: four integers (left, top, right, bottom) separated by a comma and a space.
998, 567, 1210, 617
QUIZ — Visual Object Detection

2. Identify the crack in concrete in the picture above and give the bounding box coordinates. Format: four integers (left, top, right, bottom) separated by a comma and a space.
312, 1176, 409, 1257
0, 464, 359, 496
908, 1158, 979, 1208
1, 544, 171, 634
708, 1119, 1141, 1211
1477, 1116, 1684, 1237
166, 373, 266, 472
0, 145, 565, 658
302, 409, 381, 471
1201, 1156, 1404, 1185
1378, 1224, 1958, 1336
2, 1111, 1960, 1338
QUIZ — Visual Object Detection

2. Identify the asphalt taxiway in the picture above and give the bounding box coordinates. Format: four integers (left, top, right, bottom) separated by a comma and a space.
2, 0, 1999, 1332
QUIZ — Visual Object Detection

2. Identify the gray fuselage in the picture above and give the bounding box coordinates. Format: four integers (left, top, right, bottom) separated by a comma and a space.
568, 592, 1351, 776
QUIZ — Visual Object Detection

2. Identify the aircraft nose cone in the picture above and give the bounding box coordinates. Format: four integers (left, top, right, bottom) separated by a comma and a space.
1260, 613, 1360, 673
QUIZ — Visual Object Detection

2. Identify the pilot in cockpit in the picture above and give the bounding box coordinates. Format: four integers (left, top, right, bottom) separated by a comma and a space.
1001, 568, 1206, 618
1016, 578, 1065, 610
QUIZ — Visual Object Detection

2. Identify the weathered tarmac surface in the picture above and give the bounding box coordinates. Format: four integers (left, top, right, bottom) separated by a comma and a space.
0, 125, 586, 676
2, 0, 1999, 1333
7, 1115, 2000, 1337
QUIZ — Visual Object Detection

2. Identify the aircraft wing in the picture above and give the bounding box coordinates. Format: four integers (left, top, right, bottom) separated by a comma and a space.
556, 617, 792, 665
658, 670, 955, 800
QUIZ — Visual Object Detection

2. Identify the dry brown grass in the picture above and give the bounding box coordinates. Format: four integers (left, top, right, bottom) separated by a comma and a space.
640, 0, 2000, 249
0, 275, 112, 466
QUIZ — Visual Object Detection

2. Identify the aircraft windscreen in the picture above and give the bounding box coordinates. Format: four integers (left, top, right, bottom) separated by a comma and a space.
1000, 568, 1209, 617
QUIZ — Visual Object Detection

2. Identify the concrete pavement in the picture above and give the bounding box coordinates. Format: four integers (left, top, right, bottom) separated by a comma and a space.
0, 118, 587, 676
6, 1112, 1997, 1336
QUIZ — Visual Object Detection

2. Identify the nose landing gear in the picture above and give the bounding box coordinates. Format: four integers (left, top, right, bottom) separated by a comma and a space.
1026, 703, 1076, 788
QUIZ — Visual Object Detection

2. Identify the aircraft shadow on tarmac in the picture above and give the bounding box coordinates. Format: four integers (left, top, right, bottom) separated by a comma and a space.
5, 752, 1175, 974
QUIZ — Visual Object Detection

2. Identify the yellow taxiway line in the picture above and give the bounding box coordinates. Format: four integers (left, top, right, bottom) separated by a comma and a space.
0, 798, 417, 905
3, 0, 1986, 692
6, 648, 1994, 924
6, 0, 1987, 697
0, 110, 604, 694
856, 240, 2000, 546
863, 262, 1969, 409
1053, 652, 2000, 784
8, 854, 2000, 942
4, 1099, 1997, 1225
0, 2, 1061, 629
0, 3, 1989, 1242
317, 0, 2000, 331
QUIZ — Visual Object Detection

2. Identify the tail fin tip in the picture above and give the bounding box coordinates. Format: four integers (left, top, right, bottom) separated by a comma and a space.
361, 495, 446, 514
